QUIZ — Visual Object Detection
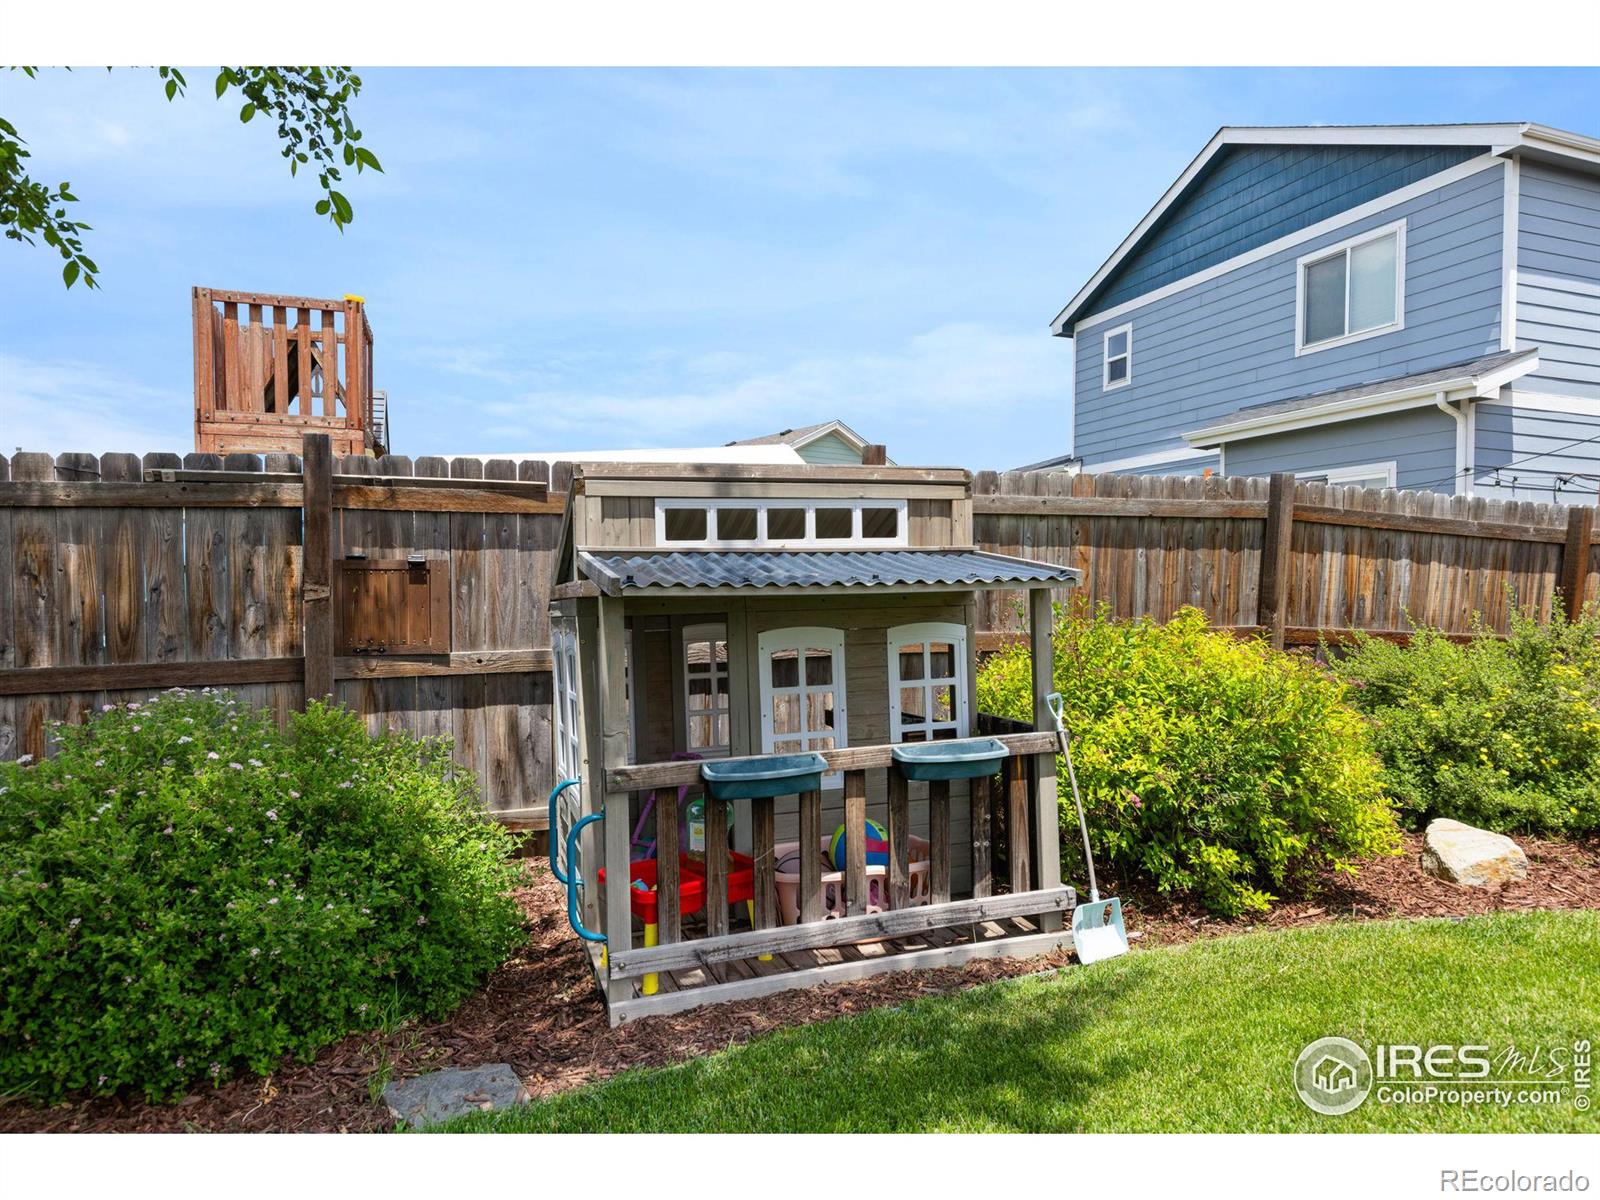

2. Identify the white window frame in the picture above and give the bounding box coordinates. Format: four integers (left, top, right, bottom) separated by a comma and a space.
1102, 322, 1133, 391
887, 622, 969, 743
655, 498, 908, 548
679, 621, 732, 759
757, 626, 848, 789
551, 621, 582, 783
1302, 461, 1398, 490
1295, 219, 1407, 356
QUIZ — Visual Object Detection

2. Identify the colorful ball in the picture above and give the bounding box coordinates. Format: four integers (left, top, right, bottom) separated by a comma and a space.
775, 848, 803, 876
830, 818, 889, 870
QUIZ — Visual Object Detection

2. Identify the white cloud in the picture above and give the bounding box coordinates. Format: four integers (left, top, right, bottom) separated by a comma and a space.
0, 356, 191, 457
471, 321, 1065, 453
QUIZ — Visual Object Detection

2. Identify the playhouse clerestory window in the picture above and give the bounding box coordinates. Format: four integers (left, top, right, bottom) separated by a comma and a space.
758, 627, 847, 787
888, 622, 968, 742
656, 499, 906, 547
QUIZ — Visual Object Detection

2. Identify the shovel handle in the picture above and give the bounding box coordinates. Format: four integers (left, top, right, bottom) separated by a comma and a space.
1044, 690, 1100, 905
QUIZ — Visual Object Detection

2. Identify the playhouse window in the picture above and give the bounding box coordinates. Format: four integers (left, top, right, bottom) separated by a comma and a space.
888, 622, 968, 743
681, 622, 731, 758
552, 621, 581, 782
758, 626, 848, 786
655, 499, 907, 547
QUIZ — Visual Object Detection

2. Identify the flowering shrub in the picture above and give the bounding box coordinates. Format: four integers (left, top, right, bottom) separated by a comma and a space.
0, 693, 523, 1103
1333, 606, 1600, 836
977, 604, 1398, 916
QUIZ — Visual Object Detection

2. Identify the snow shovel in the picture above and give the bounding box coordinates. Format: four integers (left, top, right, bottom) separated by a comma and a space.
1045, 692, 1128, 964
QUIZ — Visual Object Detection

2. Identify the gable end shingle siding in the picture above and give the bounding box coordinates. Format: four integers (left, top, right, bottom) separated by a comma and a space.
1085, 144, 1487, 318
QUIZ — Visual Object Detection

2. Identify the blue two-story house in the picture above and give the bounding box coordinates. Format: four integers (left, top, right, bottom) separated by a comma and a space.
1039, 123, 1600, 501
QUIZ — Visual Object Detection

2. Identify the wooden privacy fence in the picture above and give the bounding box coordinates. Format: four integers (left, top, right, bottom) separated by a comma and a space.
0, 438, 567, 825
972, 470, 1600, 648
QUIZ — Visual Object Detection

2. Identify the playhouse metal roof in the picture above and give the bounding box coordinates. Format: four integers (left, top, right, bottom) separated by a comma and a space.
577, 549, 1080, 595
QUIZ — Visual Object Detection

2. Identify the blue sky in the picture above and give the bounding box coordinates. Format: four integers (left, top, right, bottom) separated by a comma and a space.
2, 67, 1597, 468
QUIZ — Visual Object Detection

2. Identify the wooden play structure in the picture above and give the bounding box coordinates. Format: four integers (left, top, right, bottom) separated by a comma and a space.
192, 287, 387, 458
547, 461, 1083, 1022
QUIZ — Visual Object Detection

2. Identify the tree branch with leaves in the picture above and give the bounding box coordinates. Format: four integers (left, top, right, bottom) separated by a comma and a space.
1, 66, 382, 290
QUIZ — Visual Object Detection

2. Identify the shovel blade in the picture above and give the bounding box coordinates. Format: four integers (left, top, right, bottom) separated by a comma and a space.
1071, 897, 1128, 964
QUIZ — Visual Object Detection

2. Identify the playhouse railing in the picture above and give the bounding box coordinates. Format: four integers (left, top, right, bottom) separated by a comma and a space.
596, 727, 1068, 989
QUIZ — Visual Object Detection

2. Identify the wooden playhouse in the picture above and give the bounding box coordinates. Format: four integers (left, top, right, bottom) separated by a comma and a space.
547, 461, 1083, 1022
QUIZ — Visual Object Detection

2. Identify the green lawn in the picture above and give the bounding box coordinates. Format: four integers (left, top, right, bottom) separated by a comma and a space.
439, 911, 1599, 1133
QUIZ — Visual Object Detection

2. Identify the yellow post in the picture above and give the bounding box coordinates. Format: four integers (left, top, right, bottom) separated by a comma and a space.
643, 922, 659, 996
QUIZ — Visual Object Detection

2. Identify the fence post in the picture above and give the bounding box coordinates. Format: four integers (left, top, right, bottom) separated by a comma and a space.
1257, 472, 1296, 650
301, 433, 334, 707
1560, 504, 1597, 623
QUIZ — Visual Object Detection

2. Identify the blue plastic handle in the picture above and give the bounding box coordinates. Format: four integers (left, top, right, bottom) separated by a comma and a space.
564, 811, 607, 945
547, 778, 581, 885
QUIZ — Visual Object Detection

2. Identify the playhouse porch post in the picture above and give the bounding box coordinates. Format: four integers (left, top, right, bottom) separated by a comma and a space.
1028, 587, 1064, 934
598, 594, 635, 996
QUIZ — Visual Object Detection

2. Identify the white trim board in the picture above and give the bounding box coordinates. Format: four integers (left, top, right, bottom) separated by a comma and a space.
1500, 158, 1521, 353
1484, 392, 1600, 417
1183, 351, 1540, 448
1063, 154, 1503, 338
1080, 446, 1219, 473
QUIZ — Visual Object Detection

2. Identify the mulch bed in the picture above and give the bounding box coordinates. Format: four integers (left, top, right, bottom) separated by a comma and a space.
4, 832, 1596, 1134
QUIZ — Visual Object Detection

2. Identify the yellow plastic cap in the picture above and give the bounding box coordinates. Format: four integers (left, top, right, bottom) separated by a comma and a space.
344, 294, 365, 303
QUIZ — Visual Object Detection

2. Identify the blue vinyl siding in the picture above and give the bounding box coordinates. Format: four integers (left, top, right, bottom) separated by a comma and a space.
1515, 162, 1600, 399
1073, 163, 1506, 468
1087, 144, 1485, 314
1222, 407, 1456, 491
1474, 400, 1600, 502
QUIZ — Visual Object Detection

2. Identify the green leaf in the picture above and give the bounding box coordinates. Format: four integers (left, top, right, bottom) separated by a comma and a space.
165, 79, 178, 101
315, 198, 331, 216
62, 261, 79, 288
329, 190, 353, 225
239, 103, 256, 124
354, 147, 382, 173
215, 71, 229, 99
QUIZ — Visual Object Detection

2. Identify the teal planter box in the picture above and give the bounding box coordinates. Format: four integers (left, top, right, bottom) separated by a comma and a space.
700, 752, 828, 800
891, 737, 1009, 782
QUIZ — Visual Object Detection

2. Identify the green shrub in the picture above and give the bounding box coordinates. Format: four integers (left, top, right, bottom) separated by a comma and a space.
0, 692, 524, 1103
977, 604, 1398, 916
1333, 605, 1600, 836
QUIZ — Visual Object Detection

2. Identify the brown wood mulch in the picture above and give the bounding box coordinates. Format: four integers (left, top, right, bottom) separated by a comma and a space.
4, 832, 1596, 1134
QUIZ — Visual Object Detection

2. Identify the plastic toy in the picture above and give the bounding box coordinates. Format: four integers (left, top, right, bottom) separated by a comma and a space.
829, 817, 889, 870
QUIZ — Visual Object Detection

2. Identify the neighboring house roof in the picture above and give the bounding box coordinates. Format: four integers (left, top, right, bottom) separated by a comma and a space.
1051, 123, 1600, 335
725, 419, 891, 462
453, 444, 806, 467
1183, 349, 1541, 448
577, 549, 1079, 595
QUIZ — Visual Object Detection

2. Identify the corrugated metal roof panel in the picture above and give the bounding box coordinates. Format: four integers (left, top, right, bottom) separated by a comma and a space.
578, 550, 1080, 594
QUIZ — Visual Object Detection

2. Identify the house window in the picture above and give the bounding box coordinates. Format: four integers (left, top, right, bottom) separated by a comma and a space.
757, 627, 847, 787
1103, 323, 1132, 391
1301, 461, 1398, 491
656, 499, 907, 547
888, 622, 968, 743
681, 622, 731, 758
552, 620, 581, 782
1297, 221, 1405, 355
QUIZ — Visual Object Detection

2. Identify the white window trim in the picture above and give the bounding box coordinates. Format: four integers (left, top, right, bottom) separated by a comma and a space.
1295, 219, 1407, 357
552, 621, 581, 783
757, 626, 848, 789
1304, 461, 1398, 489
679, 621, 731, 759
1102, 322, 1133, 391
655, 498, 907, 548
887, 622, 970, 743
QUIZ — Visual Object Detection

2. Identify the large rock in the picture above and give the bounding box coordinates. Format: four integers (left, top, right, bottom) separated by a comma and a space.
1420, 818, 1529, 887
383, 1063, 527, 1129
